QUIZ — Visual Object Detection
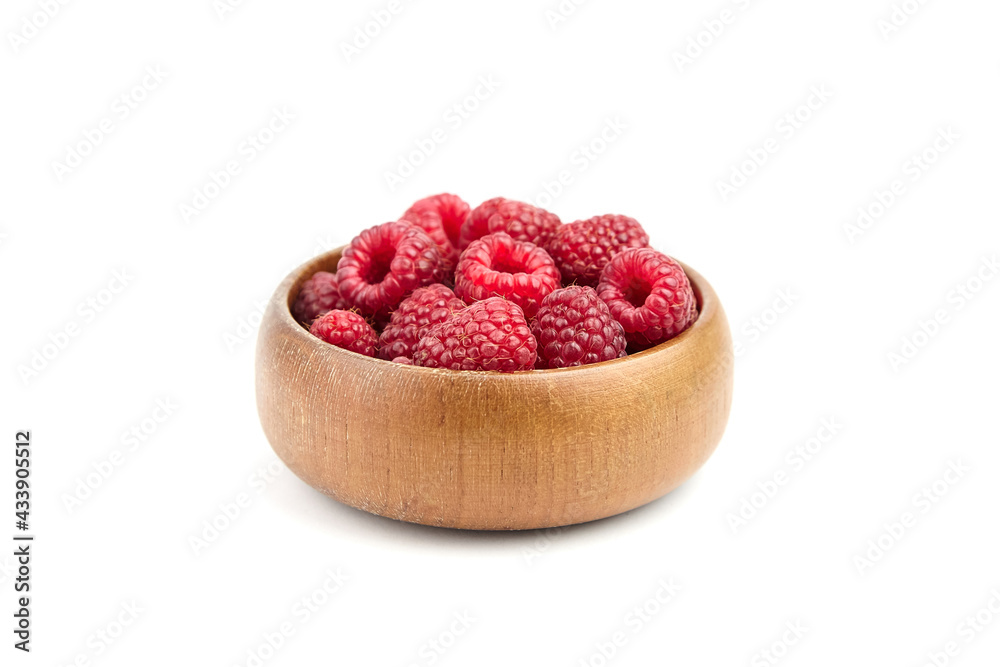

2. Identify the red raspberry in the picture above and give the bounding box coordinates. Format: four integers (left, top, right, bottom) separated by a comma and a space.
546, 214, 649, 287
531, 286, 627, 369
454, 232, 561, 319
597, 248, 698, 350
401, 193, 470, 263
400, 207, 454, 267
412, 297, 536, 372
309, 310, 378, 357
459, 197, 561, 250
391, 356, 413, 365
377, 284, 466, 361
292, 271, 350, 324
336, 221, 445, 319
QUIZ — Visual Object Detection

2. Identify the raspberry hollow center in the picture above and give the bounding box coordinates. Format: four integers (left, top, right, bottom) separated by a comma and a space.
364, 247, 394, 284
623, 277, 651, 308
491, 254, 526, 275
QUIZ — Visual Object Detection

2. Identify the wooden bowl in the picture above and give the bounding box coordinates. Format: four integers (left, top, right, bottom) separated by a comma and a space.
255, 248, 733, 530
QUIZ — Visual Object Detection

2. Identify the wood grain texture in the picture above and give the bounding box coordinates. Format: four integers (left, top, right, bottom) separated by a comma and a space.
255, 248, 734, 530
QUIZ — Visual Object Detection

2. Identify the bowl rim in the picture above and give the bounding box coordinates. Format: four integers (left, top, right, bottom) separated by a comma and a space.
272, 246, 720, 377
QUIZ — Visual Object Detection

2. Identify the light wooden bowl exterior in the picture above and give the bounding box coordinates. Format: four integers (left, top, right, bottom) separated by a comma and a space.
256, 248, 733, 530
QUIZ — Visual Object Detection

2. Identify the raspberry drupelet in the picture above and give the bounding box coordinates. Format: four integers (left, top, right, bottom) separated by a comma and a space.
377, 284, 466, 361
546, 214, 649, 287
459, 197, 561, 250
400, 193, 471, 266
531, 286, 628, 368
454, 232, 561, 319
292, 271, 350, 325
412, 297, 537, 372
597, 247, 698, 350
335, 221, 445, 320
309, 310, 378, 357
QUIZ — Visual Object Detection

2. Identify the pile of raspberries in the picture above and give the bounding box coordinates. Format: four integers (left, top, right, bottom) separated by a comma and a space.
292, 194, 698, 372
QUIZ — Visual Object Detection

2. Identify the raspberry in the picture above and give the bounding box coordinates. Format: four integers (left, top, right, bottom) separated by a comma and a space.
377, 284, 466, 361
401, 193, 470, 263
546, 214, 649, 287
292, 271, 350, 325
454, 232, 561, 319
391, 356, 413, 365
459, 197, 561, 250
412, 297, 536, 372
531, 286, 627, 369
400, 207, 454, 267
309, 310, 378, 357
336, 221, 445, 319
597, 248, 698, 350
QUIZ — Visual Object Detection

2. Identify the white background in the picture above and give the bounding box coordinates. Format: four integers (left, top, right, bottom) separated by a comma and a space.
2, 0, 999, 665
